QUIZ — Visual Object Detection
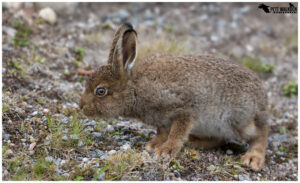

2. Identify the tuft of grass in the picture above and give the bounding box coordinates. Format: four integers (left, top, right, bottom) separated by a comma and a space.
7, 57, 27, 78
282, 81, 298, 97
105, 150, 144, 180
137, 37, 186, 61
32, 156, 56, 180
279, 146, 288, 153
75, 47, 85, 59
93, 165, 110, 181
2, 145, 9, 155
240, 56, 274, 73
38, 98, 45, 105
12, 20, 31, 47
164, 24, 174, 32
2, 103, 9, 114
172, 160, 184, 170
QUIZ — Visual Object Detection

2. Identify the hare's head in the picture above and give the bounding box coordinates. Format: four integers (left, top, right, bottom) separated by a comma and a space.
79, 23, 137, 118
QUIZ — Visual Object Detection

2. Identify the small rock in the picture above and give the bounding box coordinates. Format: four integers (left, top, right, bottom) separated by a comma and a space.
61, 115, 69, 124
89, 151, 97, 158
85, 120, 96, 126
94, 150, 103, 157
3, 170, 9, 177
28, 142, 36, 151
78, 141, 84, 147
83, 157, 89, 163
207, 165, 216, 171
106, 125, 114, 131
61, 160, 66, 165
45, 156, 54, 162
92, 132, 102, 138
43, 108, 49, 113
210, 35, 219, 42
144, 9, 154, 20
62, 173, 69, 177
238, 174, 251, 181
55, 158, 61, 166
62, 136, 68, 141
3, 134, 11, 141
39, 7, 57, 24
108, 150, 116, 156
226, 149, 233, 155
31, 111, 38, 116
3, 26, 16, 37
96, 172, 105, 180
29, 150, 35, 155
120, 143, 131, 151
4, 149, 13, 156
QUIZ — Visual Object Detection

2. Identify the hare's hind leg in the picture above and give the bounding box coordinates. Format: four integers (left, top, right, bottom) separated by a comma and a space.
187, 135, 224, 149
241, 118, 269, 171
145, 127, 168, 151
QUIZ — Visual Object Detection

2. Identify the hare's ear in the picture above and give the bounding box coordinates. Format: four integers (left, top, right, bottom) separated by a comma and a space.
110, 23, 137, 78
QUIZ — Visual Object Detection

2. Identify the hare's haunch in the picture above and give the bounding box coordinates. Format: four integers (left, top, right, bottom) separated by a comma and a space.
79, 23, 269, 171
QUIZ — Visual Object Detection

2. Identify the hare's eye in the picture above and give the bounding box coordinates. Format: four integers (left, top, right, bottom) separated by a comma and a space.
95, 87, 107, 97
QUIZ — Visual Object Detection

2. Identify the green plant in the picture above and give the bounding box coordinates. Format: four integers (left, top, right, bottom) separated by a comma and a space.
241, 57, 274, 73
279, 127, 286, 134
75, 47, 85, 57
164, 24, 174, 32
38, 98, 45, 105
74, 176, 84, 181
282, 81, 298, 97
93, 165, 110, 180
279, 146, 288, 153
12, 20, 31, 47
2, 145, 9, 155
20, 122, 25, 132
75, 61, 82, 67
7, 58, 27, 78
2, 103, 9, 114
172, 160, 184, 170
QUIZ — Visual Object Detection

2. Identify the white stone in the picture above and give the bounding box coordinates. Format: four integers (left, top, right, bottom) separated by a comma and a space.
39, 7, 57, 24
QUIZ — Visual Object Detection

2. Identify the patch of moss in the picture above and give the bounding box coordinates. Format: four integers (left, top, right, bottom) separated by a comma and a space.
240, 57, 274, 73
282, 81, 297, 97
12, 20, 31, 47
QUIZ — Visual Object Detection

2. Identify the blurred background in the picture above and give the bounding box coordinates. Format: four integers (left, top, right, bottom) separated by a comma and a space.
2, 2, 298, 181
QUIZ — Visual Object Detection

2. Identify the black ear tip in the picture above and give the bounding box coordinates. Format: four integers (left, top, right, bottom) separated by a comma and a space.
123, 22, 133, 29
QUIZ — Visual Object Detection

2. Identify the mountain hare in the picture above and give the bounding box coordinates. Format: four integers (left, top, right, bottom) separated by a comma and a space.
80, 23, 269, 171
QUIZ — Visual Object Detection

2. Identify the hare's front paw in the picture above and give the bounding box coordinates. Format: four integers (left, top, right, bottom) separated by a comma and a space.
241, 151, 265, 171
154, 140, 182, 157
145, 139, 163, 151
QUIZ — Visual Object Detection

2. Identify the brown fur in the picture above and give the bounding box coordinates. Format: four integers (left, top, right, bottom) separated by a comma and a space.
79, 23, 269, 171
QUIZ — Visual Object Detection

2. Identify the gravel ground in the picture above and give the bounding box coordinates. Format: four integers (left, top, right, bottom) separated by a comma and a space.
2, 2, 298, 181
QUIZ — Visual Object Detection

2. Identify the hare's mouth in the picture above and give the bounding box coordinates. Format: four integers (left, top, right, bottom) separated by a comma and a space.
82, 106, 97, 117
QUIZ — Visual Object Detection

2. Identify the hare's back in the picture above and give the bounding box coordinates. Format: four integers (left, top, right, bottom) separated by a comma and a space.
133, 54, 267, 110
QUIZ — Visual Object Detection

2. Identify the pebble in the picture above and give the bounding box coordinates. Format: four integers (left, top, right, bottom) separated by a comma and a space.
28, 142, 36, 151
120, 143, 131, 151
61, 115, 69, 124
39, 7, 57, 24
226, 149, 233, 155
62, 136, 68, 141
5, 149, 13, 156
3, 170, 9, 177
78, 141, 84, 147
108, 150, 116, 156
85, 120, 96, 126
207, 165, 216, 171
238, 174, 251, 181
83, 157, 89, 163
55, 158, 61, 166
95, 149, 104, 157
96, 172, 105, 180
43, 108, 49, 113
29, 150, 35, 155
3, 134, 11, 141
92, 132, 102, 138
45, 156, 54, 162
31, 111, 38, 116
106, 125, 114, 131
